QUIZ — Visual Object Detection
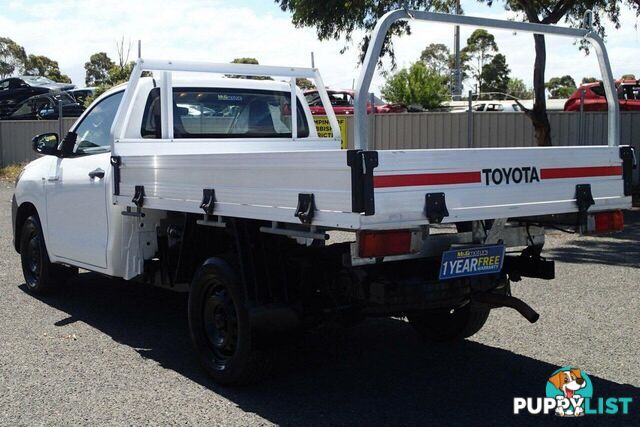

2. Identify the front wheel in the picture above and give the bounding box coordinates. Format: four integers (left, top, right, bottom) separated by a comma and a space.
408, 302, 490, 342
188, 261, 272, 385
20, 215, 77, 294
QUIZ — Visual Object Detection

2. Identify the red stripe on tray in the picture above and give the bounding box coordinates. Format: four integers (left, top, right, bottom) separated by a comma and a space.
373, 171, 481, 188
540, 166, 622, 180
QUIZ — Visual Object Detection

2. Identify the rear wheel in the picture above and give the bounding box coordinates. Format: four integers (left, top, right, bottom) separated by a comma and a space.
188, 261, 271, 385
408, 302, 490, 342
20, 215, 77, 294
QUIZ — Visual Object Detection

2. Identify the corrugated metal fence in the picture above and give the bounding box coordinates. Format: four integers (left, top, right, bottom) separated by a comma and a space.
363, 111, 639, 149
0, 119, 76, 167
0, 113, 638, 171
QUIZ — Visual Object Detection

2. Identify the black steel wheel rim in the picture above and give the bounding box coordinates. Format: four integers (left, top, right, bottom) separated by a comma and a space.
24, 233, 41, 286
203, 284, 239, 369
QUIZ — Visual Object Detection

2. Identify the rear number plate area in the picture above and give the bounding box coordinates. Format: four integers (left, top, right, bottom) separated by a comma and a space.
439, 245, 505, 280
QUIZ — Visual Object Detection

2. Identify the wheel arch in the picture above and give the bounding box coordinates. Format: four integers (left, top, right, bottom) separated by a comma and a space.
198, 257, 239, 285
14, 201, 39, 253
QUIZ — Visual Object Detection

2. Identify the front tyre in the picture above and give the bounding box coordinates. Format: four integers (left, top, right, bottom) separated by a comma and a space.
188, 261, 271, 385
408, 302, 490, 342
20, 215, 77, 294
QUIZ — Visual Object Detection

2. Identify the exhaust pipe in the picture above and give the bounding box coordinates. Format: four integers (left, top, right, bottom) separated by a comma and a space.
473, 292, 540, 323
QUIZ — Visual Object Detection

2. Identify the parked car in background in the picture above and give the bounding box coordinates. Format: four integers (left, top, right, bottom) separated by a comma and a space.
67, 87, 96, 106
304, 89, 406, 115
7, 92, 85, 120
449, 101, 523, 113
472, 102, 522, 112
564, 79, 640, 111
0, 75, 76, 117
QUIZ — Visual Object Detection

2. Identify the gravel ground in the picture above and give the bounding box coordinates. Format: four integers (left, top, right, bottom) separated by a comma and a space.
0, 183, 638, 426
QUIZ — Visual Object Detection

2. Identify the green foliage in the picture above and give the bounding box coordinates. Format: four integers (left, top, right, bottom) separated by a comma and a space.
227, 57, 272, 80
381, 62, 448, 109
419, 42, 470, 90
0, 37, 27, 78
83, 84, 110, 107
546, 75, 577, 98
481, 0, 640, 38
108, 61, 135, 85
82, 60, 137, 107
85, 52, 115, 86
480, 53, 510, 97
507, 78, 533, 99
277, 0, 640, 145
462, 29, 498, 94
582, 76, 598, 84
296, 78, 315, 90
275, 0, 459, 66
23, 54, 71, 83
420, 43, 450, 74
621, 74, 636, 80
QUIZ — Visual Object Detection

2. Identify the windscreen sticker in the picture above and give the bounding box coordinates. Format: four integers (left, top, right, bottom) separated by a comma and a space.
217, 94, 243, 102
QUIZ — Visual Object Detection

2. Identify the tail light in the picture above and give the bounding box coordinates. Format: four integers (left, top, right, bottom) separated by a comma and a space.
358, 230, 413, 258
587, 210, 624, 234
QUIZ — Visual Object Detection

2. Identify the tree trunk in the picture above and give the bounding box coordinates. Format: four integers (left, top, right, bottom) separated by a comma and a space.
527, 34, 552, 147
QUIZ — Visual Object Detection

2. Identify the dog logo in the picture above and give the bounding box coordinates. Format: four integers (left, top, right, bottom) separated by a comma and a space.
515, 366, 633, 416
545, 367, 593, 417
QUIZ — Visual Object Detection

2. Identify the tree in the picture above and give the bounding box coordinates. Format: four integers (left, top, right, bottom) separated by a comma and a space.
0, 37, 27, 78
381, 62, 448, 109
462, 29, 498, 97
420, 43, 470, 90
275, 1, 458, 66
477, 0, 640, 146
621, 74, 636, 80
507, 78, 533, 99
546, 75, 577, 98
227, 57, 272, 80
23, 54, 71, 83
480, 53, 510, 98
277, 0, 640, 145
296, 78, 315, 90
107, 61, 135, 85
85, 52, 114, 86
582, 76, 598, 84
420, 43, 450, 74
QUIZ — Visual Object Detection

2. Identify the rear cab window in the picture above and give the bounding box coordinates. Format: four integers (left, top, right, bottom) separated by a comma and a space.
141, 87, 309, 139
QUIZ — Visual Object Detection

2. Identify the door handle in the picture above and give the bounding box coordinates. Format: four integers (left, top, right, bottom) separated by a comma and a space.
88, 168, 105, 180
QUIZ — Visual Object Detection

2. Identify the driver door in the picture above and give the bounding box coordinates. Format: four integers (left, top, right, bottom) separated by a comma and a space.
45, 91, 124, 269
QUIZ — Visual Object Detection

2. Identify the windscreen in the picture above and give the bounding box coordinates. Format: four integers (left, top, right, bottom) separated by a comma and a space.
141, 87, 309, 139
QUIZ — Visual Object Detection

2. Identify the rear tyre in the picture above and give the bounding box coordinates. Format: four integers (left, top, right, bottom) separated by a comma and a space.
408, 302, 490, 342
20, 215, 77, 294
188, 261, 271, 385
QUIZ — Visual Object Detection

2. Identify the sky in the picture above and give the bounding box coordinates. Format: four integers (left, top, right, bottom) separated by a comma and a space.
1, 0, 639, 96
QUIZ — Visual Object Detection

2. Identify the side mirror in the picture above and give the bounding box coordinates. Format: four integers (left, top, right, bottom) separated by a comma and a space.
32, 133, 60, 156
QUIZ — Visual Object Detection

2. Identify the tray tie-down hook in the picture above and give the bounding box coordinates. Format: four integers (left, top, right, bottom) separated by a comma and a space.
200, 188, 216, 215
295, 193, 316, 224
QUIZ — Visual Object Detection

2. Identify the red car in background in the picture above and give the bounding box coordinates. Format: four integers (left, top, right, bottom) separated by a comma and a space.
564, 79, 640, 111
304, 89, 406, 115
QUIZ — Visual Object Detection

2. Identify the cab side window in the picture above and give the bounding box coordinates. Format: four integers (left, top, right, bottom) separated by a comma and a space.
73, 91, 124, 155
